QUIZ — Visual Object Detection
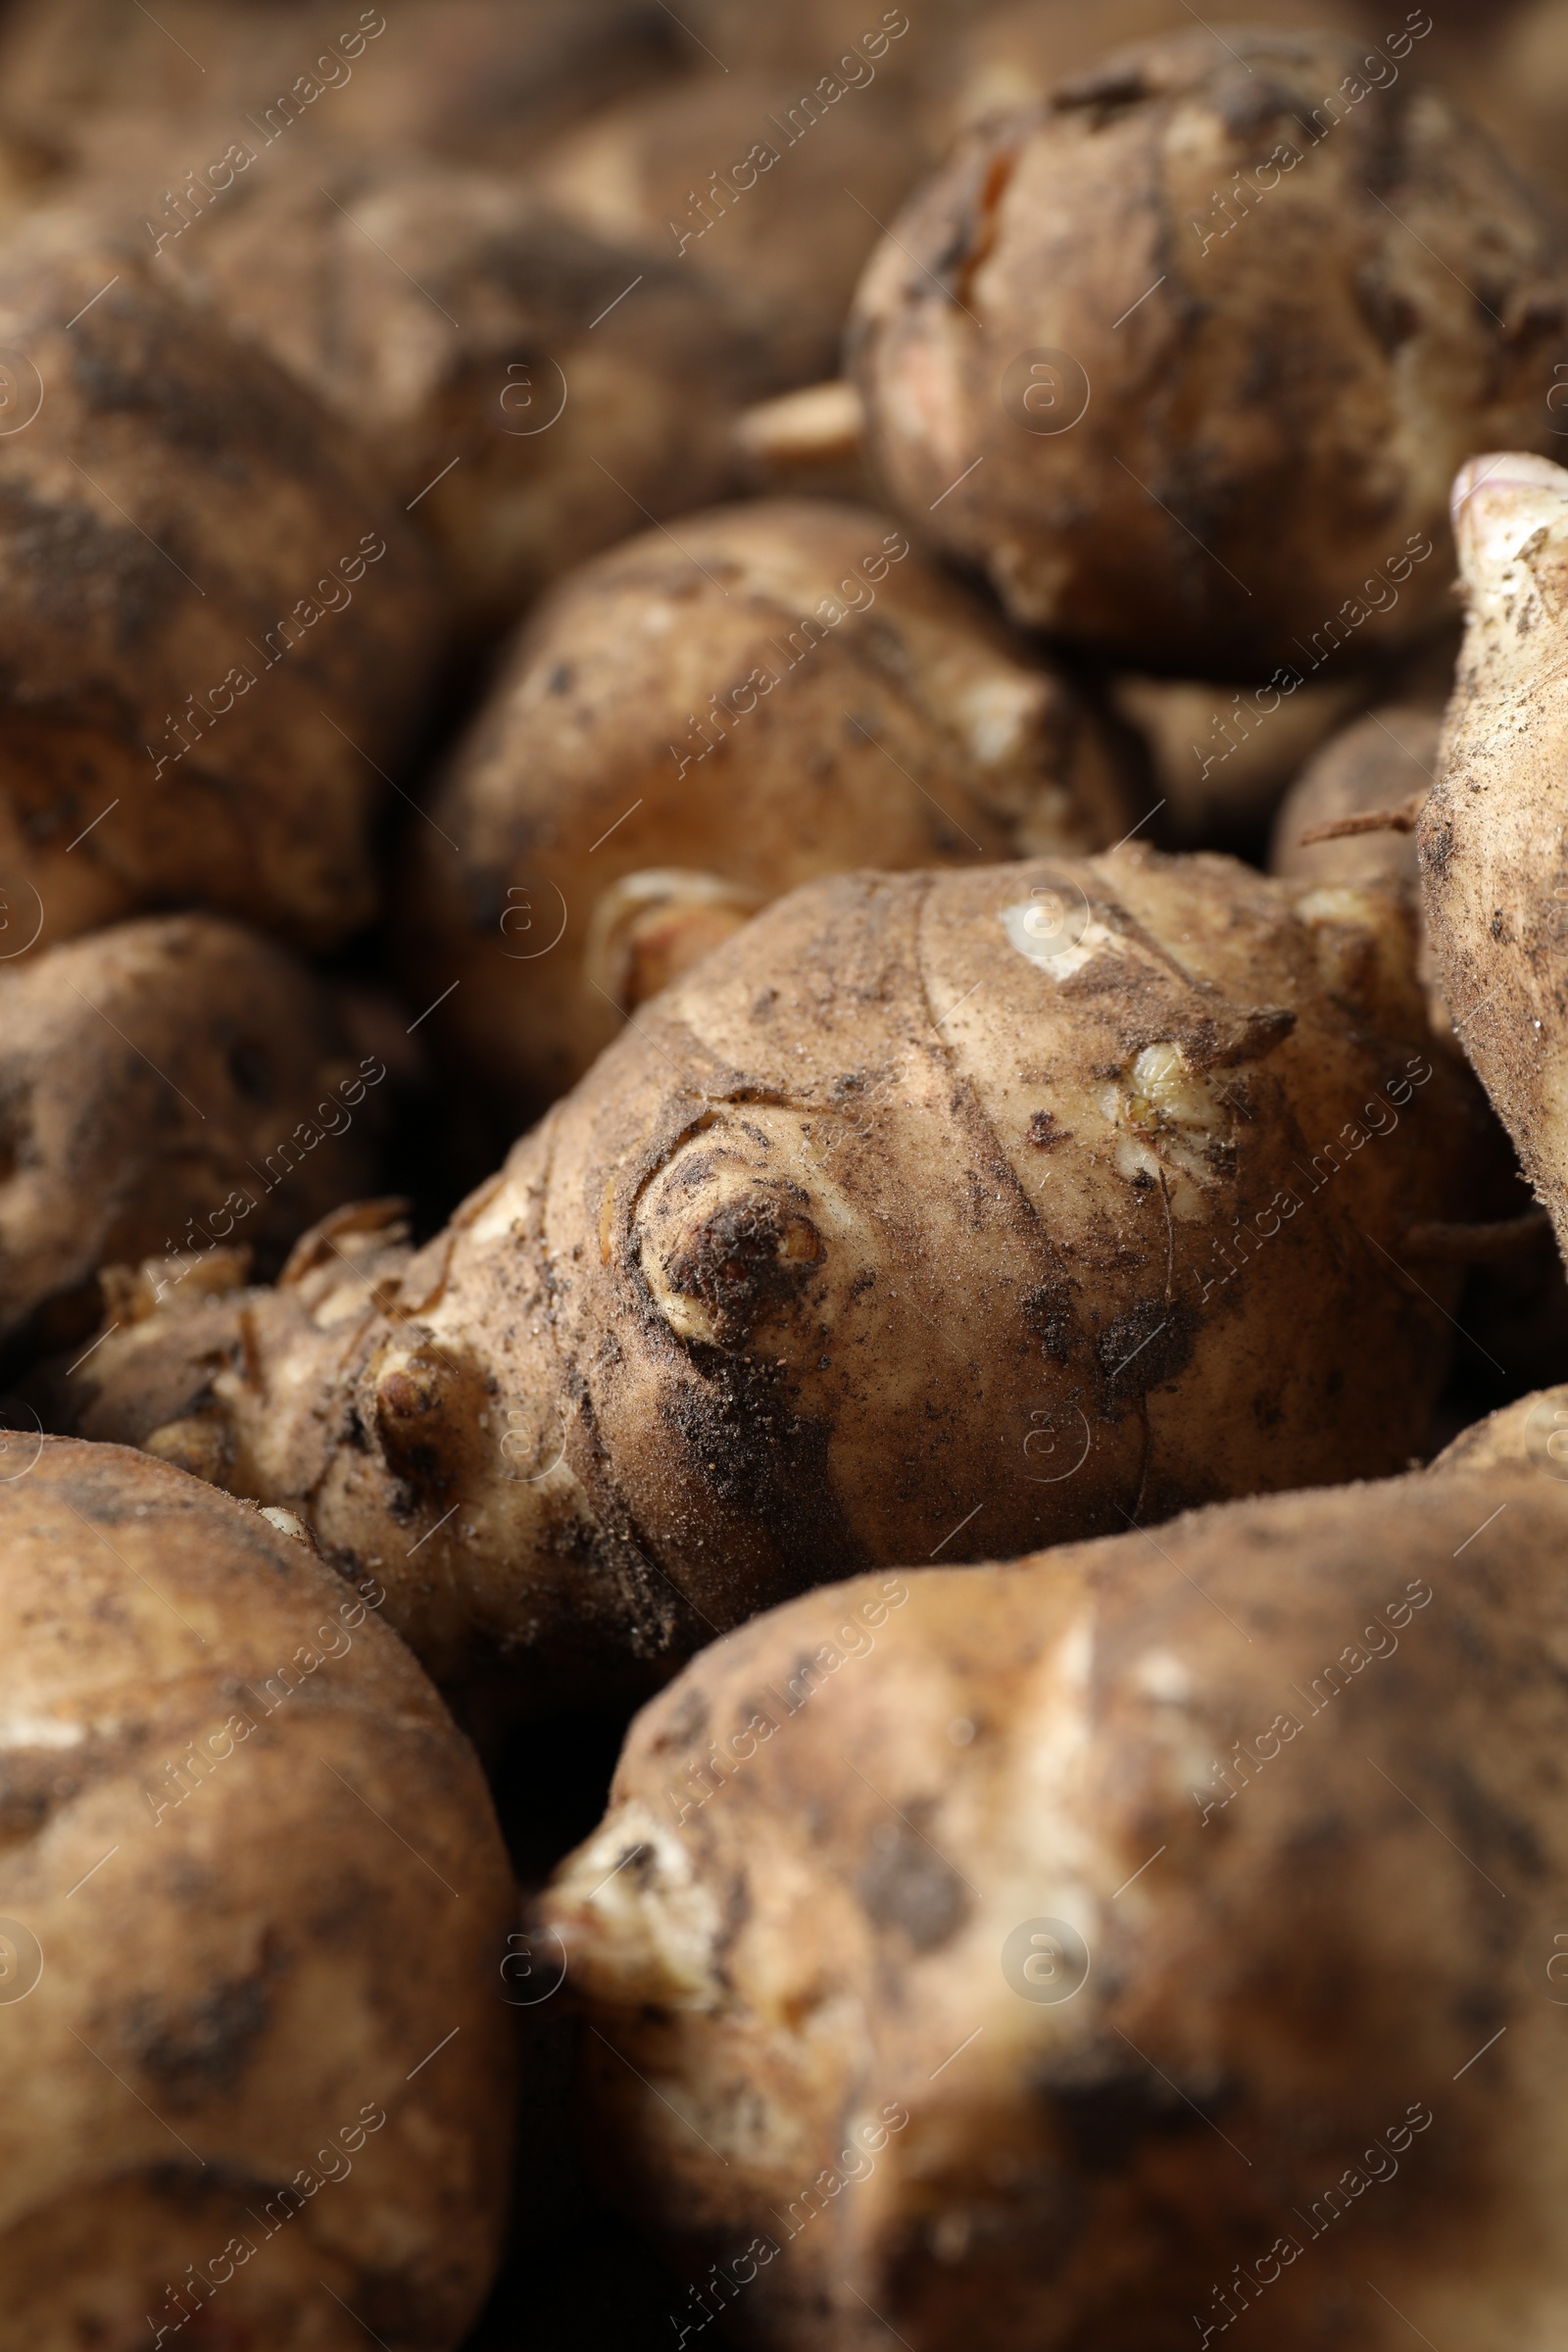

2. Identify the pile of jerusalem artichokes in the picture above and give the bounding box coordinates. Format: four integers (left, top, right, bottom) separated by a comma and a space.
2, 3, 1567, 2345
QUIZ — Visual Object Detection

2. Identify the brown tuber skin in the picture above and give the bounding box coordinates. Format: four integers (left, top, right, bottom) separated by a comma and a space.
160, 154, 787, 637
1113, 669, 1367, 850
848, 27, 1568, 675
679, 0, 976, 85
1271, 704, 1440, 894
0, 1439, 516, 2349
0, 915, 387, 1360
1418, 452, 1568, 1262
533, 72, 932, 385
402, 497, 1141, 1117
1274, 701, 1457, 1050
544, 1388, 1568, 2351
0, 0, 689, 172
0, 222, 435, 955
47, 852, 1487, 1714
932, 0, 1373, 137
1476, 0, 1568, 207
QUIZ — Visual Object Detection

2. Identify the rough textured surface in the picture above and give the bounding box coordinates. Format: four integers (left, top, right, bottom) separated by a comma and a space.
46, 852, 1487, 1711
933, 0, 1370, 134
161, 154, 786, 635
403, 499, 1140, 1116
544, 1390, 1568, 2349
1418, 452, 1568, 1260
0, 219, 435, 954
0, 915, 386, 1358
849, 28, 1568, 673
0, 1440, 515, 2349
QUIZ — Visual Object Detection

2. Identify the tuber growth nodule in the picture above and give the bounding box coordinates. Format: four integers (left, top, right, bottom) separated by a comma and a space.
48, 852, 1488, 1712
849, 27, 1568, 674
545, 1386, 1568, 2350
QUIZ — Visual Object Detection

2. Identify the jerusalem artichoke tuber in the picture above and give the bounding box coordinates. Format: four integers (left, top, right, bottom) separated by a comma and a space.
49, 852, 1489, 1712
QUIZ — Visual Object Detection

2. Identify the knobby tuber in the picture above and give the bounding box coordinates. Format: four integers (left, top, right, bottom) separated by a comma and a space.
0, 915, 386, 1361
544, 1386, 1568, 2350
1113, 669, 1366, 850
403, 498, 1139, 1115
1271, 704, 1440, 894
1418, 451, 1568, 1261
933, 0, 1369, 137
849, 28, 1568, 673
48, 852, 1487, 1711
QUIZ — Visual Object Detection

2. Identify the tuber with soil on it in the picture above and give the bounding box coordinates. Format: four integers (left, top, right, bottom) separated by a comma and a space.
401, 497, 1140, 1117
0, 915, 387, 1365
44, 850, 1491, 1714
930, 0, 1374, 137
543, 1386, 1568, 2352
1279, 690, 1568, 1398
0, 220, 436, 956
0, 1439, 516, 2350
1271, 704, 1449, 1028
157, 153, 791, 638
1418, 451, 1568, 1268
848, 27, 1568, 675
